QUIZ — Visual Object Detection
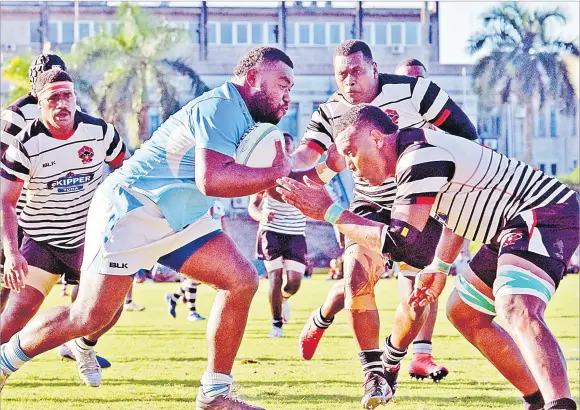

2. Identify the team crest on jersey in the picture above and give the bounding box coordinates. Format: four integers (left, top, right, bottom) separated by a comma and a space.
384, 109, 399, 124
500, 230, 524, 247
78, 146, 94, 164
48, 171, 94, 193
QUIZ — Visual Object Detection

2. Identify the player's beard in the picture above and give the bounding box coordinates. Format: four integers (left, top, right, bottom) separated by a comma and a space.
249, 90, 283, 125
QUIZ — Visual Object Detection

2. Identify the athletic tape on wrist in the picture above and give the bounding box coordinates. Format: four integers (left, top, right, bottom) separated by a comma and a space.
427, 256, 452, 275
324, 203, 344, 225
315, 162, 338, 184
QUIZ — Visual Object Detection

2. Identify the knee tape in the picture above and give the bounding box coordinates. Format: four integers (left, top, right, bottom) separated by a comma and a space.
397, 262, 420, 278
344, 246, 382, 312
347, 292, 378, 312
493, 265, 555, 305
24, 266, 60, 297
454, 274, 496, 316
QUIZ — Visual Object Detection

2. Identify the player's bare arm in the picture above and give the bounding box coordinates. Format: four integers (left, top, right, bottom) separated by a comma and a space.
0, 176, 28, 291
196, 139, 291, 197
409, 227, 464, 308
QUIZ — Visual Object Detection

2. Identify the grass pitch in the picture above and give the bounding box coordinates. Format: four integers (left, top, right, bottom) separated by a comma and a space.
2, 274, 578, 409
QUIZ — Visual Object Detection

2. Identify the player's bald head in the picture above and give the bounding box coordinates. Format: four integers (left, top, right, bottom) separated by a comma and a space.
335, 104, 398, 145
395, 58, 428, 78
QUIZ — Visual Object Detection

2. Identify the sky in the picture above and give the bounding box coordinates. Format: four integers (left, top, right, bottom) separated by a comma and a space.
107, 1, 580, 65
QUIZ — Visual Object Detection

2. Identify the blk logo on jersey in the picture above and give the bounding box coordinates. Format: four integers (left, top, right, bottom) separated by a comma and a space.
78, 146, 94, 164
384, 109, 399, 124
48, 171, 94, 193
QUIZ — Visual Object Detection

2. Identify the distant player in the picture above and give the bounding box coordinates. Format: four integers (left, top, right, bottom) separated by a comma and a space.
0, 46, 294, 410
248, 132, 307, 338
278, 104, 579, 410
291, 41, 477, 407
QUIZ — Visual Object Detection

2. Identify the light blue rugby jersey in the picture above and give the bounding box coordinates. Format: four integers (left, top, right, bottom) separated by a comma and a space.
113, 82, 254, 231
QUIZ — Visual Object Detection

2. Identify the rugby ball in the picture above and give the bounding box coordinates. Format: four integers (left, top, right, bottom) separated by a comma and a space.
236, 123, 284, 168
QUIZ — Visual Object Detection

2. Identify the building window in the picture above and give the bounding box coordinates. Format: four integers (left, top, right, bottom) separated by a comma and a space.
405, 22, 420, 45
313, 23, 325, 45
95, 21, 107, 34
189, 23, 199, 43
573, 111, 578, 137
235, 23, 248, 44
538, 111, 546, 137
389, 23, 403, 45
329, 23, 341, 44
62, 22, 74, 43
298, 24, 310, 44
251, 23, 263, 44
220, 23, 233, 44
30, 21, 41, 43
287, 23, 295, 45
363, 23, 372, 43
551, 163, 557, 175
278, 102, 299, 137
573, 160, 578, 169
207, 22, 217, 44
267, 23, 278, 44
539, 163, 546, 173
49, 22, 58, 44
374, 22, 387, 45
550, 108, 557, 137
109, 21, 118, 35
495, 116, 501, 135
345, 23, 355, 39
79, 22, 91, 40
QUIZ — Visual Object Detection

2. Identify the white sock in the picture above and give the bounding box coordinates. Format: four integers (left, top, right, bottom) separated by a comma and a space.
412, 341, 433, 355
0, 334, 31, 375
201, 371, 233, 398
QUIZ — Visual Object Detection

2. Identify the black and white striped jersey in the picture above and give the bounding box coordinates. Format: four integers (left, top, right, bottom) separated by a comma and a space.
1, 111, 126, 249
301, 73, 477, 208
259, 196, 306, 236
1, 93, 41, 215
394, 128, 576, 244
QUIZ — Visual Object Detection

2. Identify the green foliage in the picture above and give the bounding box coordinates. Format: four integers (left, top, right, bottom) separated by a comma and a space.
1, 275, 578, 409
1, 54, 34, 106
69, 2, 208, 149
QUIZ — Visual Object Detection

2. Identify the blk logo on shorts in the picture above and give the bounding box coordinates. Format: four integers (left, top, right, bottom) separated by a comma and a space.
78, 146, 94, 164
109, 262, 128, 269
384, 109, 399, 124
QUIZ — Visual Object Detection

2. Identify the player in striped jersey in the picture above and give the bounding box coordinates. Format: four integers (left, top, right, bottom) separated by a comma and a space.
292, 41, 477, 407
0, 54, 67, 312
278, 104, 579, 410
249, 133, 307, 338
1, 69, 126, 387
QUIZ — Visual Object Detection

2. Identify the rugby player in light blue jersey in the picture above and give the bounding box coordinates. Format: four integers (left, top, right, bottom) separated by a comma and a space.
1, 46, 294, 410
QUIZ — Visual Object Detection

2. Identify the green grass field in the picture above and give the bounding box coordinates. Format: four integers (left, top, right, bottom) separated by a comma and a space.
2, 274, 578, 410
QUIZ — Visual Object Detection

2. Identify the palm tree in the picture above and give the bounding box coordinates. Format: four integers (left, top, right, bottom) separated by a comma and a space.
69, 3, 208, 148
469, 2, 579, 164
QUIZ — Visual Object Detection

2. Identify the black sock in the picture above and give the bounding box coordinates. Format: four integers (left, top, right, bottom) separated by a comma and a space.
81, 337, 97, 347
522, 391, 544, 410
544, 398, 577, 410
272, 320, 283, 328
358, 349, 383, 376
125, 296, 132, 304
